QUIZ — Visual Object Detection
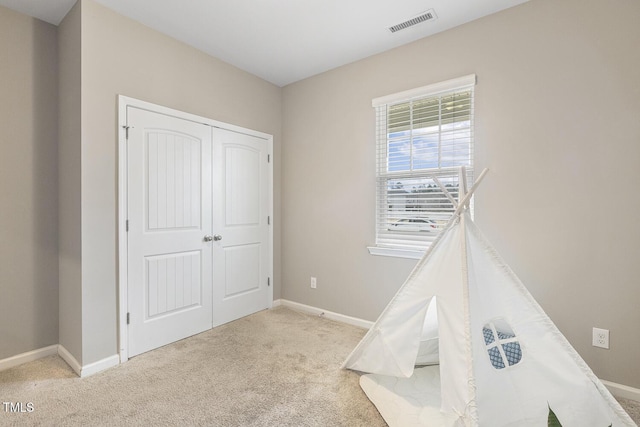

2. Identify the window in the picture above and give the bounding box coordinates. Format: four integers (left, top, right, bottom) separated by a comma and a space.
370, 75, 476, 257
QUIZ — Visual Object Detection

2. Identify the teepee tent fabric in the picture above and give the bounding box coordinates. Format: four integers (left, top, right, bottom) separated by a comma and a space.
343, 173, 635, 426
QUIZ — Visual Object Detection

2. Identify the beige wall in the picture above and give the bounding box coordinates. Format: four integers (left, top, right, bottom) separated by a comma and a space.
74, 0, 282, 364
0, 6, 59, 359
281, 0, 640, 388
57, 0, 83, 362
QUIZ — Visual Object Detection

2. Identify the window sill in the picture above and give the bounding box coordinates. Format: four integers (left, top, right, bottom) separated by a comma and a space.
367, 246, 425, 260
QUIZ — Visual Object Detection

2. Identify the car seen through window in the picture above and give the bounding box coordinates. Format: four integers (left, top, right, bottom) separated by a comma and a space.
389, 218, 437, 232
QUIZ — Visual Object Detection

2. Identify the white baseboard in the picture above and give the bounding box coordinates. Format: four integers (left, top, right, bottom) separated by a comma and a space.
58, 345, 119, 378
0, 345, 58, 372
81, 354, 119, 377
602, 380, 640, 402
274, 299, 374, 330
57, 345, 82, 376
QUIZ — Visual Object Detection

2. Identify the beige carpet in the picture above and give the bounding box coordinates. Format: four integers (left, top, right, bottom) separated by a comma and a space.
0, 307, 638, 426
1, 308, 384, 426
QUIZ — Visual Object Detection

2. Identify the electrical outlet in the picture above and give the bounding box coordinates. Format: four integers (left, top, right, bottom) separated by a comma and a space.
592, 327, 609, 349
310, 277, 317, 289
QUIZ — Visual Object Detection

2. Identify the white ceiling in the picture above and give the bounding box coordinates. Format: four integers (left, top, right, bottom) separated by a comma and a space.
0, 0, 528, 86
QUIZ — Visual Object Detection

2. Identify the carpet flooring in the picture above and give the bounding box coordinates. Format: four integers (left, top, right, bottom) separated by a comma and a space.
0, 307, 638, 426
0, 307, 384, 426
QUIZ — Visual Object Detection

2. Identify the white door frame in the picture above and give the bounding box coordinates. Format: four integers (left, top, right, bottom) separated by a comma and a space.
117, 95, 273, 362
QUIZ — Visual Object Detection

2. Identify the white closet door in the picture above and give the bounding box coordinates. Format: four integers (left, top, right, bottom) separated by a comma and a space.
127, 107, 213, 357
212, 127, 270, 326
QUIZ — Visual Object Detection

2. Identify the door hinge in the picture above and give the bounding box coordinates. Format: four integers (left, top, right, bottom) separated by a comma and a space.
126, 220, 129, 232
267, 216, 270, 225
122, 125, 133, 139
267, 277, 271, 287
267, 154, 271, 163
126, 312, 130, 325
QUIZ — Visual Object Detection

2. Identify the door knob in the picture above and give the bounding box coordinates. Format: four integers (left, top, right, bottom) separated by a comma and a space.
204, 235, 213, 242
213, 234, 223, 241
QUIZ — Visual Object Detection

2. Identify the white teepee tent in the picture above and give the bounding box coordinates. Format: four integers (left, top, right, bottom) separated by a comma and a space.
343, 169, 635, 427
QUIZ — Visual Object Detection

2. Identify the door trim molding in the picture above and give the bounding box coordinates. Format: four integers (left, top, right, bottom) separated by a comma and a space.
117, 95, 273, 362
117, 97, 128, 361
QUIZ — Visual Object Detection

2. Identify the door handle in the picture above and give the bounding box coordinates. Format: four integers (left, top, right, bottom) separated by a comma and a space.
204, 235, 213, 242
213, 235, 223, 241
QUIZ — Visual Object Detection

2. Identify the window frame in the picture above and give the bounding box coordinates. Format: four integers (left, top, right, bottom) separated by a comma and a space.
368, 75, 476, 259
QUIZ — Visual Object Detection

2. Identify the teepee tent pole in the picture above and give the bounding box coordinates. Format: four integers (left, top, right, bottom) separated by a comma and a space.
435, 168, 488, 235
459, 195, 478, 424
460, 165, 469, 199
452, 168, 488, 217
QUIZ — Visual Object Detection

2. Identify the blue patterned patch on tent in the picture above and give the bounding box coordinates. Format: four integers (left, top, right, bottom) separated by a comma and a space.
487, 346, 505, 369
483, 327, 495, 345
502, 342, 522, 366
496, 330, 515, 340
483, 320, 522, 369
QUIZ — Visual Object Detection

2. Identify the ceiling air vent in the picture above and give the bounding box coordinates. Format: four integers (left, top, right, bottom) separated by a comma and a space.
388, 9, 437, 33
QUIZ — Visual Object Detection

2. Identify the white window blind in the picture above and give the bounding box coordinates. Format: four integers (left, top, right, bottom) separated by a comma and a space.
374, 75, 476, 251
